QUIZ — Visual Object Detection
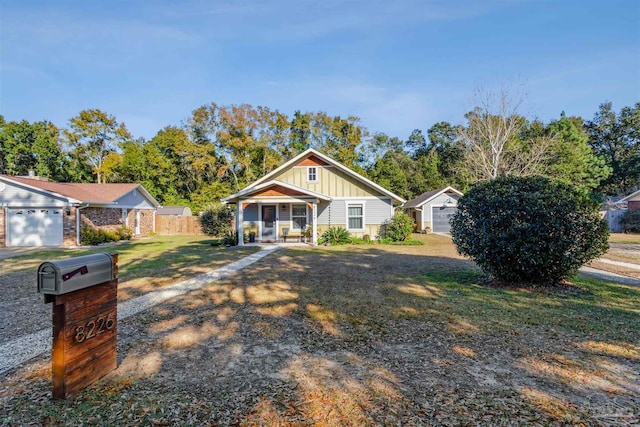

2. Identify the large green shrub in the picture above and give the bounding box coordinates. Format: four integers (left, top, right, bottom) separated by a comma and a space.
382, 211, 414, 242
200, 203, 234, 237
319, 227, 351, 245
621, 209, 640, 233
450, 175, 609, 285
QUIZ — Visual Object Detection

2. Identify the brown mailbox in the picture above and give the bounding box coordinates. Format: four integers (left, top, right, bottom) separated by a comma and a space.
39, 253, 119, 399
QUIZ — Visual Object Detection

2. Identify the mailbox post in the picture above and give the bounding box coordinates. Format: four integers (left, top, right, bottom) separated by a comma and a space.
38, 253, 119, 399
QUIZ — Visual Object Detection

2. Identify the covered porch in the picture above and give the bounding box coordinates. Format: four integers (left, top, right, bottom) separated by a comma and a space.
222, 180, 331, 246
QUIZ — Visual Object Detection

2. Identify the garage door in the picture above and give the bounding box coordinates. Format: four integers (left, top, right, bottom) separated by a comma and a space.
432, 206, 457, 233
8, 208, 63, 246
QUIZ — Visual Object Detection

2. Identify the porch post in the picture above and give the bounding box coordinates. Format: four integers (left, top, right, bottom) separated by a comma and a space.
312, 200, 318, 245
237, 202, 244, 247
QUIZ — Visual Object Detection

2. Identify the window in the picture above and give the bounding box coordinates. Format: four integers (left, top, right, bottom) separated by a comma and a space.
307, 167, 317, 182
292, 205, 307, 230
348, 204, 363, 230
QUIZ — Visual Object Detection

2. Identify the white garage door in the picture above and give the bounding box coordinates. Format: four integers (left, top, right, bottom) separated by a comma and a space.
432, 206, 457, 233
8, 208, 63, 247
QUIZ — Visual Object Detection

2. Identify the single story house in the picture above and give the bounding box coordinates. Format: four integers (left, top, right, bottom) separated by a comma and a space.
621, 189, 640, 210
222, 148, 406, 245
156, 206, 193, 216
0, 175, 160, 247
404, 186, 463, 233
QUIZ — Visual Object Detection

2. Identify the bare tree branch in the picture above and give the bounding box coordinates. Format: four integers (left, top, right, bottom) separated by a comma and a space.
459, 85, 552, 182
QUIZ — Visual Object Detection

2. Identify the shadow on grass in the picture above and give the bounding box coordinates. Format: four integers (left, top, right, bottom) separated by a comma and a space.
0, 236, 259, 346
3, 244, 639, 425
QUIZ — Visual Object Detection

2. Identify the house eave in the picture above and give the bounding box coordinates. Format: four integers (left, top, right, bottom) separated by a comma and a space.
405, 186, 464, 209
222, 179, 332, 204
621, 189, 640, 202
0, 175, 80, 204
240, 149, 406, 204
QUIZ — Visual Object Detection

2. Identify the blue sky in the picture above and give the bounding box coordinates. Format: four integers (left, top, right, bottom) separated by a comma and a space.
1, 0, 639, 141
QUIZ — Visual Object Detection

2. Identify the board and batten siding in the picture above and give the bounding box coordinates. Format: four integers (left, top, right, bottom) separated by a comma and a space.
0, 181, 68, 207
277, 166, 383, 198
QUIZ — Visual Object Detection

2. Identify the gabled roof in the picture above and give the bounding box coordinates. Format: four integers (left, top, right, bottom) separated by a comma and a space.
0, 175, 160, 207
227, 148, 406, 204
222, 180, 332, 203
404, 186, 463, 208
621, 188, 640, 202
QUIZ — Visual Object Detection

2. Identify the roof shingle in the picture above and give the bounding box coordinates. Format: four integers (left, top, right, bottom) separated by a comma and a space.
1, 175, 140, 203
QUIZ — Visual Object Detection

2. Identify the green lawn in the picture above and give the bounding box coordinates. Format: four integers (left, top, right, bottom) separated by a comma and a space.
1, 235, 638, 426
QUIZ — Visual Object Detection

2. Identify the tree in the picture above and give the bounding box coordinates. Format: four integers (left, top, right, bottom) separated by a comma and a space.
450, 175, 609, 285
64, 109, 132, 183
188, 103, 257, 192
149, 125, 218, 205
0, 119, 67, 180
290, 110, 312, 154
199, 202, 234, 237
425, 121, 467, 189
362, 132, 403, 166
405, 128, 428, 156
585, 102, 640, 195
459, 87, 553, 182
545, 114, 611, 191
367, 153, 412, 200
313, 113, 366, 169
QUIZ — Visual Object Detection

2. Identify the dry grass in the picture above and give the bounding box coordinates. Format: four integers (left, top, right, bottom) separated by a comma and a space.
1, 235, 639, 426
609, 233, 640, 244
0, 236, 258, 343
589, 260, 640, 279
593, 234, 640, 279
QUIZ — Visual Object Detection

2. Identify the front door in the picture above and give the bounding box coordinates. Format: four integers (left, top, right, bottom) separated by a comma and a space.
262, 205, 276, 241
134, 210, 141, 235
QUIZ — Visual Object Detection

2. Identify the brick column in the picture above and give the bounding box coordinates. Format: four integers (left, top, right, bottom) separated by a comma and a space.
63, 207, 77, 247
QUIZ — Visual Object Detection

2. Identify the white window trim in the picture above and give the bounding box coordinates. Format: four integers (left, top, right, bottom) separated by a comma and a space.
290, 203, 308, 231
345, 200, 366, 231
307, 166, 318, 183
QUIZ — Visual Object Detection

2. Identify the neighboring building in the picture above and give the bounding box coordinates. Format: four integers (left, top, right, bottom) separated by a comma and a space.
0, 175, 160, 247
222, 149, 406, 245
621, 189, 640, 211
404, 186, 463, 233
156, 206, 192, 216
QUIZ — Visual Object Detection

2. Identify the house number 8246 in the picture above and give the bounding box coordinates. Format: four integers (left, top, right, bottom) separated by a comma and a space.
74, 315, 115, 343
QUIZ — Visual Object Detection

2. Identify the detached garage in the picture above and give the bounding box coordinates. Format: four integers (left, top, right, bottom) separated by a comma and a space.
0, 175, 160, 247
404, 186, 463, 233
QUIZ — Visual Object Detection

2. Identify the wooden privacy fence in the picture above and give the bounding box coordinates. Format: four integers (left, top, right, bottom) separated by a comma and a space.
600, 209, 625, 233
155, 215, 204, 235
